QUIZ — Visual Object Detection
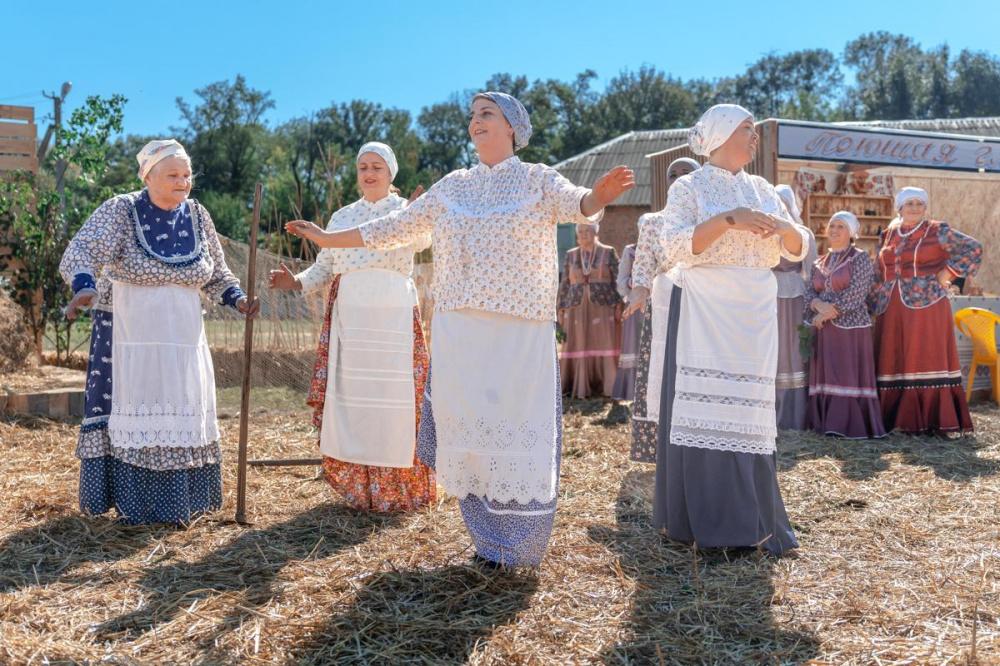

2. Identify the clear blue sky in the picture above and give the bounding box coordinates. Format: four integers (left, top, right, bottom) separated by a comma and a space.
4, 0, 999, 137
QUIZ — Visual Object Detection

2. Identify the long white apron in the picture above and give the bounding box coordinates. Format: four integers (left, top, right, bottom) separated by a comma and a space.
644, 272, 675, 422
668, 265, 779, 456
319, 269, 417, 468
108, 282, 219, 449
429, 309, 558, 505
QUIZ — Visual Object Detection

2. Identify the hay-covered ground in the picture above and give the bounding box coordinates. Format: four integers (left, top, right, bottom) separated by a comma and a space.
1, 397, 998, 665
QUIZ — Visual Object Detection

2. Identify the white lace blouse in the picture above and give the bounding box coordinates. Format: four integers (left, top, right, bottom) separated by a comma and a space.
294, 194, 429, 292
358, 156, 599, 321
656, 165, 809, 271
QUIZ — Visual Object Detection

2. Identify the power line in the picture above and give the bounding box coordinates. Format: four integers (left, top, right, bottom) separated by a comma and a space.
0, 91, 45, 103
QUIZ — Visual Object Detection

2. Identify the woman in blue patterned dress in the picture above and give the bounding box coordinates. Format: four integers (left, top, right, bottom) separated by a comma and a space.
60, 139, 257, 525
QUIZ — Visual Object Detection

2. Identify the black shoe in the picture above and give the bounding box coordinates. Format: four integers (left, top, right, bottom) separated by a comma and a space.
471, 553, 504, 570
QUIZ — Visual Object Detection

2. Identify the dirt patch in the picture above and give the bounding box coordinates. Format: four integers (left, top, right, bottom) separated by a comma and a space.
1, 365, 86, 393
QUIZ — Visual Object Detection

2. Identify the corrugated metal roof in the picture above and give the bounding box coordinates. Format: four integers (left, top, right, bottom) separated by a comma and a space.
838, 116, 1000, 137
552, 129, 689, 206
556, 117, 1000, 207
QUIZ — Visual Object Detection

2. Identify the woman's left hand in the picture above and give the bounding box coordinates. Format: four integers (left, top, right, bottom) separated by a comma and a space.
285, 220, 324, 243
592, 166, 636, 207
237, 296, 261, 318
761, 214, 794, 239
936, 268, 954, 289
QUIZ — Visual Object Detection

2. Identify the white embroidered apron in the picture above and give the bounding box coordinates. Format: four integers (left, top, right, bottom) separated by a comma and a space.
320, 269, 417, 468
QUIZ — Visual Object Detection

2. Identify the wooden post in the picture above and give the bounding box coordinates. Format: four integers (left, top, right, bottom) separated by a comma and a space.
235, 182, 263, 525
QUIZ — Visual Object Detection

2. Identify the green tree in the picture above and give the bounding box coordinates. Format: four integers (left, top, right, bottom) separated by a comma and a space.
586, 66, 697, 143
417, 96, 475, 177
174, 75, 274, 237
0, 94, 126, 361
732, 50, 843, 120
952, 49, 1000, 117
843, 32, 925, 119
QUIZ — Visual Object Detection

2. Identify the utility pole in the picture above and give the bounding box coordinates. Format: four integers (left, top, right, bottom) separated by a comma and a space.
40, 81, 72, 224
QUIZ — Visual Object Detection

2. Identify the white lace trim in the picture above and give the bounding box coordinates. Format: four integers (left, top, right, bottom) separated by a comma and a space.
676, 391, 776, 409
129, 195, 204, 264
677, 365, 775, 386
672, 415, 777, 438
434, 414, 557, 505
109, 402, 219, 448
670, 427, 776, 456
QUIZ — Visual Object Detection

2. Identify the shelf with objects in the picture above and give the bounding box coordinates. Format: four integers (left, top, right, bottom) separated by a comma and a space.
802, 192, 894, 255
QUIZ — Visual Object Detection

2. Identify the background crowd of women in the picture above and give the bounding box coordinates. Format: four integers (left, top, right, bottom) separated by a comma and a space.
605, 165, 982, 443
59, 92, 982, 567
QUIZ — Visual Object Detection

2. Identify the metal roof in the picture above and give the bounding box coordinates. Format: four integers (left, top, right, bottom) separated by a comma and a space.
836, 116, 1000, 137
552, 129, 689, 206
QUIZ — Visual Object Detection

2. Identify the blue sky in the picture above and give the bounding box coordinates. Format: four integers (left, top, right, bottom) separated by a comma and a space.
4, 0, 998, 137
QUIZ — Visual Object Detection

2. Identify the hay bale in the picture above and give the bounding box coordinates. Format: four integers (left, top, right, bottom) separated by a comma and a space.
0, 288, 33, 373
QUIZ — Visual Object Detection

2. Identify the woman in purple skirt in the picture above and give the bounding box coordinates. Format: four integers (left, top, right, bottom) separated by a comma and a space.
805, 212, 887, 439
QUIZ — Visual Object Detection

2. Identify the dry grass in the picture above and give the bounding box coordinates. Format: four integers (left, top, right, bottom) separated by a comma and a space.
0, 397, 998, 665
0, 290, 33, 374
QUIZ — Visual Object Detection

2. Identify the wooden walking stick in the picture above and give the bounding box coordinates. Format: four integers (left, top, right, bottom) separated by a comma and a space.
235, 182, 263, 525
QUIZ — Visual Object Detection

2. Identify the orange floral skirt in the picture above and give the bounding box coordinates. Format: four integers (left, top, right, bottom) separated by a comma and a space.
307, 275, 435, 513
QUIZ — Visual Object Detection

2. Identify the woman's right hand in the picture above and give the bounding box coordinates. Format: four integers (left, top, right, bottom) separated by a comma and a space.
622, 286, 649, 318
65, 291, 94, 321
268, 263, 301, 290
724, 207, 777, 236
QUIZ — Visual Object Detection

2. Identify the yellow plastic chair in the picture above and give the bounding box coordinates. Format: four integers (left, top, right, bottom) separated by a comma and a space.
954, 307, 1000, 404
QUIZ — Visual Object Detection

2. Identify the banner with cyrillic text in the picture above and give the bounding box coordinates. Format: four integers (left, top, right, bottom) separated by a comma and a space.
777, 121, 1000, 173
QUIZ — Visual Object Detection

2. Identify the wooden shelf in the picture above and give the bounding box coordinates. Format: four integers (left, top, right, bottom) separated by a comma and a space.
804, 192, 894, 257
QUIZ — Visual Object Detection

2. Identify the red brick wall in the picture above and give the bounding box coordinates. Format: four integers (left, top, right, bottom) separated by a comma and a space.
595, 205, 649, 254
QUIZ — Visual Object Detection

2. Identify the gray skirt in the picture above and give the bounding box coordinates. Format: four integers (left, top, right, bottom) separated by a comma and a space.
652, 284, 798, 556
775, 295, 808, 430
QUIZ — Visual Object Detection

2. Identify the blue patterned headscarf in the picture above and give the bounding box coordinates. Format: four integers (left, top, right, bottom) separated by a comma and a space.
474, 91, 532, 152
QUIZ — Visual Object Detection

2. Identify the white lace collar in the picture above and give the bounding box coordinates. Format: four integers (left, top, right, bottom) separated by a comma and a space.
472, 155, 521, 175
700, 163, 748, 182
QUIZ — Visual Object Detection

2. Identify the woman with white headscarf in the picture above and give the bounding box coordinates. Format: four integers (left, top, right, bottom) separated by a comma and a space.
60, 139, 257, 524
772, 185, 817, 430
558, 221, 622, 399
873, 187, 982, 434
269, 142, 435, 513
805, 212, 885, 439
285, 92, 634, 567
649, 104, 809, 555
624, 156, 699, 462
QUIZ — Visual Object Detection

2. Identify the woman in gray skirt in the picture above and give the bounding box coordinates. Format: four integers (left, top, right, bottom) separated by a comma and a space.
649, 104, 807, 555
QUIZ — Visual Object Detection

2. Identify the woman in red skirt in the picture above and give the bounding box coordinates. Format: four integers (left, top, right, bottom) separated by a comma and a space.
872, 187, 982, 435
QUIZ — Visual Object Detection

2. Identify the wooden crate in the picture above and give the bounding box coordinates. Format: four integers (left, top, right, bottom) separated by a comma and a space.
803, 193, 894, 256
0, 105, 37, 174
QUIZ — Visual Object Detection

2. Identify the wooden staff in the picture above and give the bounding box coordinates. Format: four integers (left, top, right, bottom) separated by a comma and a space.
235, 182, 263, 525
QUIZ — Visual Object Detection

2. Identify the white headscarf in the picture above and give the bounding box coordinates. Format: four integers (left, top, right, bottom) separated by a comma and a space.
830, 211, 860, 239
357, 142, 398, 182
775, 184, 803, 225
136, 139, 190, 180
895, 186, 928, 211
688, 104, 754, 156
